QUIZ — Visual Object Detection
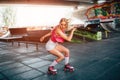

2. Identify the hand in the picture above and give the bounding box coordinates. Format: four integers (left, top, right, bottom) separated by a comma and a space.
71, 27, 76, 32
40, 37, 44, 42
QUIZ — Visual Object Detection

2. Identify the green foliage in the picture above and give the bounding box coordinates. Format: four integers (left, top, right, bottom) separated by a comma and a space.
114, 2, 120, 14
94, 8, 108, 16
2, 7, 16, 27
74, 30, 102, 40
71, 38, 82, 43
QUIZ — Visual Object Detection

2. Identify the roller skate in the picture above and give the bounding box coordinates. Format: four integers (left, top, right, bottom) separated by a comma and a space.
47, 66, 57, 75
64, 63, 74, 72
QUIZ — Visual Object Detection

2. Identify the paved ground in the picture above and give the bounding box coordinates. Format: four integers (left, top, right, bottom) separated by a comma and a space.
0, 32, 120, 80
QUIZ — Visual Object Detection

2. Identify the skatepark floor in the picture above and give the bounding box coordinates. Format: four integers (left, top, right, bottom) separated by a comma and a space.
0, 32, 120, 80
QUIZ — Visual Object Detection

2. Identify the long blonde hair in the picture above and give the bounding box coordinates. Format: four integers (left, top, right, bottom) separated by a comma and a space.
59, 18, 68, 30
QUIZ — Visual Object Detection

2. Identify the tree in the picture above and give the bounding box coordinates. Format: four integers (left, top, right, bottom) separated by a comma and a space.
2, 6, 16, 28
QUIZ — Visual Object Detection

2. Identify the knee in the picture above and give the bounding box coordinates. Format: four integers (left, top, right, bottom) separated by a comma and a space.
65, 49, 70, 56
66, 49, 70, 54
60, 55, 64, 60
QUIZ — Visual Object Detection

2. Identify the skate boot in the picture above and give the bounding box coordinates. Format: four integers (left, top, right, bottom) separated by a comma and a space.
64, 63, 74, 72
47, 66, 57, 75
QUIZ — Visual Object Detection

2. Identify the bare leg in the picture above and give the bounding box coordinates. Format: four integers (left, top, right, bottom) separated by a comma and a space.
56, 44, 70, 65
55, 44, 70, 57
47, 47, 64, 74
48, 48, 64, 63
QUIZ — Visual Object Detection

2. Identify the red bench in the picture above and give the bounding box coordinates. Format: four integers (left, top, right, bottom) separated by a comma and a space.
18, 29, 51, 51
0, 28, 27, 45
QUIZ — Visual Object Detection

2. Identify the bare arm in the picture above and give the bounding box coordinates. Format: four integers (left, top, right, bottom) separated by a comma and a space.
40, 31, 51, 42
57, 28, 76, 42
